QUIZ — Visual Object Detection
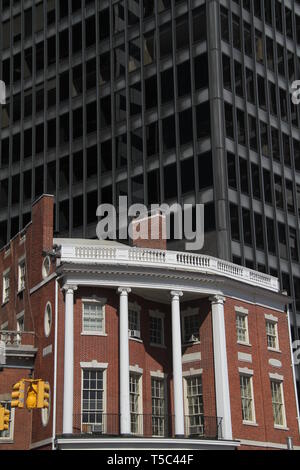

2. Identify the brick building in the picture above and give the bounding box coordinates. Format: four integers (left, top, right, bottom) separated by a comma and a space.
0, 194, 299, 450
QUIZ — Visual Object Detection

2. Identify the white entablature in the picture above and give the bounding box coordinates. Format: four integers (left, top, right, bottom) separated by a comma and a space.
54, 238, 280, 293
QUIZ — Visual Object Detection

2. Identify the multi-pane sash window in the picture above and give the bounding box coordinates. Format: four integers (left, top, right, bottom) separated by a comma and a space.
183, 313, 200, 343
186, 376, 204, 436
82, 370, 104, 431
271, 380, 286, 427
266, 321, 278, 349
2, 272, 10, 303
236, 313, 248, 343
128, 307, 140, 338
150, 315, 163, 345
151, 378, 166, 436
18, 261, 26, 291
0, 402, 12, 439
240, 375, 255, 422
130, 374, 141, 434
82, 302, 104, 333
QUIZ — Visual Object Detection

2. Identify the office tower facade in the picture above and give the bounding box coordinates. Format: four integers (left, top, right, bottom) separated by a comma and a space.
1, 1, 300, 387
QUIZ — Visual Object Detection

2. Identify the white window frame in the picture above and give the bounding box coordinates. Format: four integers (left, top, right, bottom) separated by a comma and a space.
81, 298, 107, 336
18, 258, 26, 293
270, 379, 287, 429
149, 310, 165, 347
2, 269, 10, 304
239, 373, 256, 425
151, 374, 168, 437
128, 302, 141, 340
16, 311, 25, 344
0, 401, 14, 442
181, 307, 200, 345
129, 371, 143, 436
183, 372, 205, 437
265, 318, 279, 351
44, 302, 52, 338
236, 311, 250, 345
80, 364, 107, 434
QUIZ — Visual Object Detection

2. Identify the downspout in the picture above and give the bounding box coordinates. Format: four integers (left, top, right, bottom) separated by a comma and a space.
52, 277, 59, 450
287, 304, 300, 435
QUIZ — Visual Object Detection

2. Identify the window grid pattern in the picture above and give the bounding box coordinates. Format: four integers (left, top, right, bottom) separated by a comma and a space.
271, 380, 285, 427
266, 321, 278, 349
236, 314, 248, 343
82, 302, 104, 333
82, 370, 104, 428
240, 375, 254, 422
151, 378, 166, 437
184, 314, 200, 343
150, 315, 163, 345
130, 373, 140, 435
186, 376, 204, 436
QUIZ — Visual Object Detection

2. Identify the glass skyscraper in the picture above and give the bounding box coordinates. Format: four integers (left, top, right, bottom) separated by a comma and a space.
1, 0, 300, 389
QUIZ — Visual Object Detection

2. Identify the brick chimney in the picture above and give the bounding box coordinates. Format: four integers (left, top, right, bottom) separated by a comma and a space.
31, 194, 54, 252
131, 210, 167, 251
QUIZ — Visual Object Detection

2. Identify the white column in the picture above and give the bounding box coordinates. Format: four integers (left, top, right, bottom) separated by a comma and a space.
170, 290, 185, 437
63, 285, 77, 434
210, 295, 233, 440
118, 287, 131, 435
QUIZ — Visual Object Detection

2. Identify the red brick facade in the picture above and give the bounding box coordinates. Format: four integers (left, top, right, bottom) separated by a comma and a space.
0, 195, 299, 450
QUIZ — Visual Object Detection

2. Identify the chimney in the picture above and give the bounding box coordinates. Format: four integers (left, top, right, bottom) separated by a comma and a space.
131, 210, 167, 251
31, 194, 54, 252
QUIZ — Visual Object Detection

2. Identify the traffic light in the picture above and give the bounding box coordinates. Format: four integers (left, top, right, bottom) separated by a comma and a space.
0, 406, 10, 432
26, 383, 38, 409
37, 381, 50, 409
11, 381, 25, 408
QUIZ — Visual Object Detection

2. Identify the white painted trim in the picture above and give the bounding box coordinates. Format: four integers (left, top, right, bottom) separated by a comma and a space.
0, 321, 8, 330
269, 372, 284, 381
80, 361, 108, 369
130, 364, 143, 374
150, 370, 167, 379
265, 313, 278, 323
82, 300, 106, 335
30, 437, 53, 450
16, 310, 25, 320
238, 352, 252, 363
182, 368, 203, 377
238, 367, 254, 376
268, 358, 282, 368
182, 352, 201, 363
30, 272, 57, 295
235, 306, 249, 315
239, 439, 300, 450
52, 279, 58, 450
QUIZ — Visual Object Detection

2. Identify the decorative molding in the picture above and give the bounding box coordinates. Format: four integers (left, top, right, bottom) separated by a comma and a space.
238, 367, 253, 376
269, 358, 282, 368
30, 272, 57, 295
170, 290, 183, 299
42, 345, 53, 357
62, 284, 78, 293
238, 352, 252, 364
182, 368, 203, 377
118, 287, 132, 295
209, 295, 226, 305
269, 372, 284, 381
129, 364, 143, 374
80, 360, 108, 369
265, 313, 278, 323
235, 306, 248, 315
182, 352, 201, 364
150, 370, 167, 379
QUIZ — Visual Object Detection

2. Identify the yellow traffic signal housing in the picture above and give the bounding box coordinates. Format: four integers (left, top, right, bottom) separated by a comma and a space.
11, 381, 25, 408
26, 383, 38, 409
37, 381, 50, 409
0, 407, 10, 432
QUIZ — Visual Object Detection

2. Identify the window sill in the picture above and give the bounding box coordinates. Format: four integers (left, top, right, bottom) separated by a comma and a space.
1, 300, 9, 307
182, 341, 201, 347
274, 425, 289, 431
268, 347, 281, 354
17, 288, 25, 295
237, 341, 252, 347
129, 336, 143, 343
150, 342, 166, 349
81, 332, 107, 337
243, 421, 258, 427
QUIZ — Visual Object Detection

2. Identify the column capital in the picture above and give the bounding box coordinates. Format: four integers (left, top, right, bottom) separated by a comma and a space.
170, 290, 183, 299
62, 284, 78, 293
209, 294, 226, 305
118, 287, 132, 296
